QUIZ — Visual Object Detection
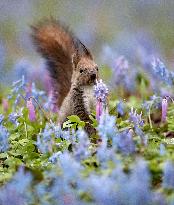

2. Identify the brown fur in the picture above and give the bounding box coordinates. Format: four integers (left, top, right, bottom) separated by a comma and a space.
31, 19, 98, 135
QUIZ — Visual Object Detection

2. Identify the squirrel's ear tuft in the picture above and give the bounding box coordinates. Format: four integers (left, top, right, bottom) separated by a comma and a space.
72, 52, 81, 68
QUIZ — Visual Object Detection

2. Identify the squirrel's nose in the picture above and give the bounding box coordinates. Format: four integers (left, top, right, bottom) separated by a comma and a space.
91, 73, 96, 81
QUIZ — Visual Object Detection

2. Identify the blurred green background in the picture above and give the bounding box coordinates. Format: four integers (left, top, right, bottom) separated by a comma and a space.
1, 0, 174, 83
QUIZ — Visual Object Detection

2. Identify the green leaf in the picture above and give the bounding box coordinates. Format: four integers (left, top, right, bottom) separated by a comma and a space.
63, 120, 72, 129
79, 121, 85, 128
68, 115, 81, 123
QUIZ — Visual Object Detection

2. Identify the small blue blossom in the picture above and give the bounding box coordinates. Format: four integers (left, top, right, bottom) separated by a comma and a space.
49, 152, 61, 164
8, 76, 26, 109
142, 95, 162, 112
117, 100, 125, 116
30, 82, 45, 100
8, 112, 21, 126
0, 125, 9, 152
0, 114, 4, 124
10, 75, 26, 96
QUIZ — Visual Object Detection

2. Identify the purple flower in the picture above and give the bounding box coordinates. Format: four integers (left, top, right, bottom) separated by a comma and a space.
94, 79, 109, 103
94, 79, 109, 121
2, 98, 9, 112
96, 99, 102, 121
161, 98, 168, 123
0, 125, 9, 152
26, 98, 36, 122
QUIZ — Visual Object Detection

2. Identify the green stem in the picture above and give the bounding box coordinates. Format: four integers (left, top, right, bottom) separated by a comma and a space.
24, 122, 28, 138
148, 105, 153, 129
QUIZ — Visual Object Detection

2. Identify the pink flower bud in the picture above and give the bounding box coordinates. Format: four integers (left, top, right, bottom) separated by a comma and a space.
27, 99, 36, 121
2, 98, 9, 112
161, 98, 168, 123
96, 99, 102, 121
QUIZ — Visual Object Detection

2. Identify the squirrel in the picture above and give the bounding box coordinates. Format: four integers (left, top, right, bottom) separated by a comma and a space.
31, 19, 99, 136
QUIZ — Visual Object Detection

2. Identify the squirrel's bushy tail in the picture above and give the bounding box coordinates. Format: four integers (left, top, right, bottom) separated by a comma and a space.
31, 19, 92, 108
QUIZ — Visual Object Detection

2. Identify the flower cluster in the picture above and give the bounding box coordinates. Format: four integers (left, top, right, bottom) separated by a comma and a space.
94, 79, 109, 120
94, 79, 109, 103
152, 58, 174, 86
36, 124, 55, 153
129, 107, 144, 127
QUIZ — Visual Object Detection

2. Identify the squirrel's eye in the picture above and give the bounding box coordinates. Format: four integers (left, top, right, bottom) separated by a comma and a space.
80, 69, 83, 73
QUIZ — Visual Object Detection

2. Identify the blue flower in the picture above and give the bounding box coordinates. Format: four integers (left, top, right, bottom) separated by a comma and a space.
49, 152, 61, 164
73, 129, 90, 160
112, 56, 137, 92
0, 125, 9, 152
0, 114, 4, 124
159, 144, 166, 156
152, 58, 174, 85
58, 152, 83, 181
36, 124, 54, 153
30, 82, 45, 100
117, 100, 125, 116
163, 161, 174, 189
125, 159, 152, 205
8, 112, 21, 126
142, 95, 162, 112
113, 129, 135, 154
0, 166, 32, 205
97, 111, 117, 140
129, 107, 144, 127
8, 76, 26, 109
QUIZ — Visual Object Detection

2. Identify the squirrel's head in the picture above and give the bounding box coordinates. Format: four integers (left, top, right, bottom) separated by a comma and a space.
72, 48, 99, 87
